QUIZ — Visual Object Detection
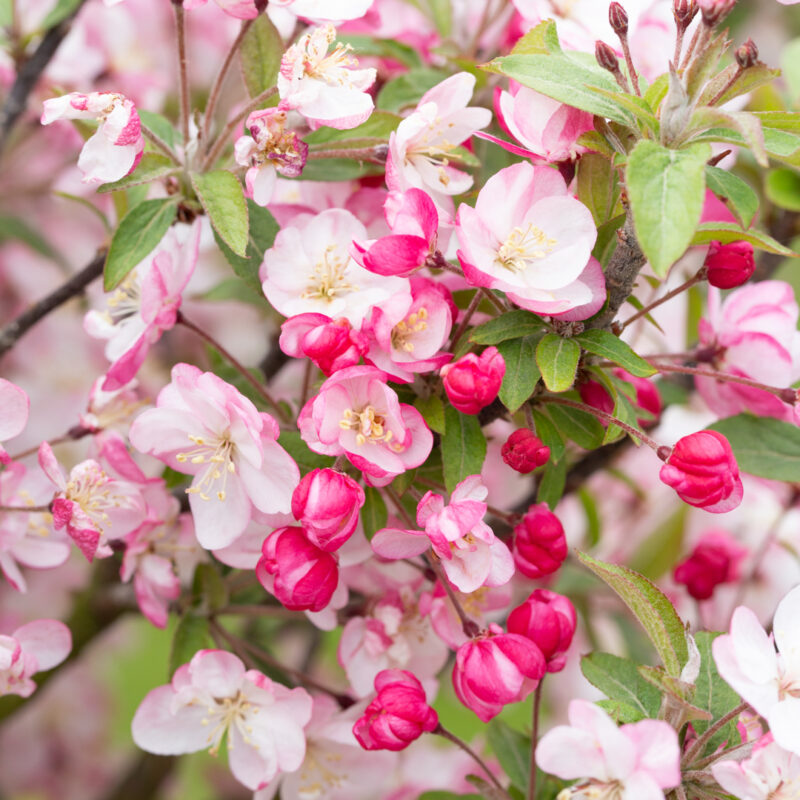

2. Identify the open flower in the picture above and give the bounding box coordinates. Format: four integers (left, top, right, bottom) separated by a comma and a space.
712, 734, 800, 800
0, 379, 29, 462
0, 620, 72, 698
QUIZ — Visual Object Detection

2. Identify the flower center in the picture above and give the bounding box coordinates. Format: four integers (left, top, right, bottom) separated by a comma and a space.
65, 465, 127, 525
177, 433, 236, 502
339, 406, 402, 450
391, 307, 428, 353
495, 224, 557, 273
557, 781, 625, 800
302, 246, 356, 303
104, 271, 142, 323
200, 691, 258, 756
298, 744, 347, 796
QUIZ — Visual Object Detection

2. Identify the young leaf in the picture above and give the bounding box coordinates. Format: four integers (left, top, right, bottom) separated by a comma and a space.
532, 409, 566, 463
469, 309, 544, 345
509, 18, 561, 55
104, 197, 178, 290
441, 406, 487, 492
98, 153, 179, 193
691, 222, 797, 256
576, 551, 689, 676
545, 403, 604, 450
497, 335, 542, 412
704, 166, 759, 228
765, 168, 800, 212
626, 140, 710, 277
192, 170, 249, 258
580, 652, 662, 720
536, 334, 581, 393
487, 721, 530, 794
576, 329, 656, 377
361, 487, 388, 540
169, 614, 212, 678
239, 14, 283, 97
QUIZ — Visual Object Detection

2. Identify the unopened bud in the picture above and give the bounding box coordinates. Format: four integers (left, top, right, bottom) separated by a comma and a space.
734, 38, 759, 69
673, 0, 697, 25
609, 2, 629, 35
595, 40, 620, 73
698, 0, 736, 27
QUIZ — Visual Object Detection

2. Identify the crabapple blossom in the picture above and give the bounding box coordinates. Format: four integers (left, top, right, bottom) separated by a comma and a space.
712, 734, 800, 800
353, 669, 438, 751
298, 365, 432, 486
40, 91, 144, 184
441, 347, 505, 415
234, 108, 308, 207
84, 221, 201, 391
0, 379, 29, 461
279, 313, 367, 376
659, 430, 743, 513
261, 208, 410, 328
278, 25, 376, 130
128, 363, 299, 549
131, 650, 313, 791
507, 590, 577, 673
536, 699, 681, 800
176, 0, 260, 18
452, 623, 546, 721
713, 585, 800, 755
704, 240, 756, 289
511, 503, 567, 579
501, 429, 550, 474
673, 529, 747, 601
0, 620, 71, 698
79, 377, 143, 433
270, 0, 375, 21
456, 162, 603, 317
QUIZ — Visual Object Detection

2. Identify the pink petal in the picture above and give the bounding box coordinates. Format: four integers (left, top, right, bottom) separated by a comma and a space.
13, 619, 71, 671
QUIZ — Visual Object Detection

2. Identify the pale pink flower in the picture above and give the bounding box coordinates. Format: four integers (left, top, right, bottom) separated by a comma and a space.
132, 649, 313, 791
298, 365, 432, 486
84, 222, 201, 391
456, 162, 603, 318
713, 585, 800, 755
261, 208, 410, 328
128, 363, 300, 549
0, 379, 28, 461
79, 377, 144, 433
536, 699, 681, 799
278, 25, 376, 130
0, 619, 71, 698
41, 91, 144, 184
270, 0, 375, 21
180, 0, 259, 19
712, 734, 800, 800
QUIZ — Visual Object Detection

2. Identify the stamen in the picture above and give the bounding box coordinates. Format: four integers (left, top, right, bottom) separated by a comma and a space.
496, 224, 557, 273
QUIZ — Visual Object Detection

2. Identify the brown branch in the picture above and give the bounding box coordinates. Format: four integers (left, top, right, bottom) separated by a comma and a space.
101, 753, 177, 800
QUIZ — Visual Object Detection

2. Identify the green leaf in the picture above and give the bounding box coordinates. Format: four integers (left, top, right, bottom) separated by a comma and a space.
305, 111, 402, 145
338, 34, 423, 68
214, 200, 280, 295
637, 666, 709, 720
426, 0, 452, 38
545, 403, 604, 450
699, 63, 781, 109
0, 215, 61, 262
578, 487, 601, 546
689, 107, 767, 168
361, 487, 388, 540
104, 197, 178, 291
532, 409, 565, 463
415, 395, 446, 435
626, 140, 710, 277
705, 166, 759, 228
509, 18, 561, 55
627, 506, 687, 580
469, 310, 544, 345
487, 721, 530, 794
192, 170, 249, 257
139, 110, 177, 148
707, 414, 800, 481
169, 614, 212, 678
576, 153, 619, 226
98, 153, 179, 193
536, 334, 581, 393
691, 222, 797, 256
576, 551, 689, 676
40, 0, 81, 29
585, 85, 659, 132
537, 455, 567, 509
376, 68, 449, 112
278, 431, 335, 471
441, 407, 487, 492
192, 563, 228, 612
581, 652, 662, 720
596, 699, 649, 724
593, 213, 626, 267
418, 793, 482, 800
497, 336, 541, 413
239, 14, 283, 97
576, 329, 656, 378
766, 168, 800, 212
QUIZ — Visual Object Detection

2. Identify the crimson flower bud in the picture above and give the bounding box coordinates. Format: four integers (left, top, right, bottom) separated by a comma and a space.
452, 624, 546, 722
659, 430, 743, 513
512, 503, 567, 579
440, 346, 505, 415
673, 0, 697, 25
613, 368, 663, 427
256, 526, 338, 611
595, 40, 620, 73
673, 530, 747, 600
291, 468, 365, 551
353, 669, 439, 751
609, 2, 629, 35
507, 589, 577, 673
578, 379, 614, 419
697, 0, 736, 27
501, 429, 550, 474
704, 241, 755, 289
280, 314, 366, 376
734, 38, 759, 69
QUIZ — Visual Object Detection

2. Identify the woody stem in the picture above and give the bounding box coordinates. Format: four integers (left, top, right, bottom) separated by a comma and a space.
173, 2, 191, 147
434, 724, 511, 798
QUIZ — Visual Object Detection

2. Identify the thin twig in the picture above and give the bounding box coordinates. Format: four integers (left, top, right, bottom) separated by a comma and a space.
434, 724, 511, 798
682, 701, 749, 766
140, 124, 181, 164
424, 554, 481, 639
0, 504, 51, 513
528, 683, 543, 800
449, 290, 484, 352
173, 2, 191, 147
620, 268, 706, 330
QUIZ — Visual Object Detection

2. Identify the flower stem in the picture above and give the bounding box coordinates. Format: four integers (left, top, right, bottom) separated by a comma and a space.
449, 290, 484, 352
618, 32, 641, 96
620, 268, 706, 330
424, 553, 482, 639
708, 66, 744, 107
306, 146, 387, 163
434, 724, 510, 798
140, 124, 182, 164
177, 312, 289, 424
0, 504, 51, 513
528, 681, 543, 800
173, 2, 191, 147
682, 701, 749, 766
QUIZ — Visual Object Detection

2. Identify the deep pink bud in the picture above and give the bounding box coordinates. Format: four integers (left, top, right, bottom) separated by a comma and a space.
501, 429, 550, 474
507, 589, 577, 673
595, 40, 620, 73
280, 314, 367, 376
452, 625, 546, 722
704, 241, 755, 289
291, 468, 365, 551
578, 379, 614, 418
659, 430, 743, 513
440, 347, 505, 415
353, 669, 439, 751
512, 504, 567, 579
673, 530, 747, 600
734, 38, 759, 69
697, 0, 736, 26
673, 0, 697, 26
613, 368, 663, 426
609, 2, 629, 35
256, 526, 338, 611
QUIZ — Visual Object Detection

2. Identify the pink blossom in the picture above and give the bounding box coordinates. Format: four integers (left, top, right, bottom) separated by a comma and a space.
280, 313, 367, 376
456, 162, 603, 318
298, 365, 432, 486
507, 589, 576, 673
180, 0, 259, 18
41, 91, 144, 184
132, 649, 313, 791
278, 25, 376, 130
713, 585, 800, 755
512, 503, 567, 579
659, 430, 744, 513
291, 468, 365, 552
0, 619, 71, 698
38, 442, 146, 562
441, 346, 505, 415
385, 72, 492, 210
353, 669, 438, 751
673, 529, 747, 601
0, 379, 29, 461
452, 623, 545, 721
501, 429, 550, 474
234, 108, 308, 207
128, 363, 300, 549
270, 0, 375, 21
79, 377, 143, 433
712, 734, 800, 800
261, 208, 410, 327
84, 222, 200, 391
536, 699, 681, 799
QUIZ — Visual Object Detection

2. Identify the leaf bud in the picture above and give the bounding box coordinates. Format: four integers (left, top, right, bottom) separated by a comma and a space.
734, 38, 759, 69
595, 40, 620, 73
609, 2, 629, 35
